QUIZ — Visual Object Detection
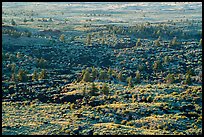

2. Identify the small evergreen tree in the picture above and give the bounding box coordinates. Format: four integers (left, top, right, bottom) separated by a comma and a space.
11, 19, 16, 25
11, 63, 16, 73
18, 69, 27, 82
138, 64, 144, 71
107, 67, 112, 79
166, 74, 175, 84
90, 82, 98, 96
118, 71, 123, 82
199, 38, 202, 46
24, 18, 27, 23
135, 71, 140, 84
37, 58, 47, 68
164, 56, 170, 64
186, 68, 195, 76
170, 37, 178, 46
102, 83, 109, 95
185, 74, 192, 85
154, 39, 160, 46
38, 69, 47, 80
127, 76, 133, 87
86, 34, 91, 46
91, 66, 97, 81
153, 60, 162, 72
82, 70, 90, 82
99, 69, 108, 80
59, 34, 65, 42
81, 69, 86, 77
82, 87, 86, 96
136, 38, 141, 47
32, 70, 38, 81
11, 73, 16, 82
102, 37, 105, 45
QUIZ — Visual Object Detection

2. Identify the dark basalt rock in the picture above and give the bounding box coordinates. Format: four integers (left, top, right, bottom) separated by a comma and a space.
51, 94, 84, 104
88, 100, 103, 107
179, 112, 199, 119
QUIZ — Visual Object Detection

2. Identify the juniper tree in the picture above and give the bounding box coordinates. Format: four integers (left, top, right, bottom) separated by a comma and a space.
199, 38, 202, 46
82, 70, 91, 82
135, 71, 141, 84
18, 69, 28, 82
164, 56, 170, 64
91, 66, 97, 81
59, 34, 65, 42
90, 82, 98, 96
126, 76, 133, 87
82, 87, 86, 96
86, 34, 91, 46
11, 73, 16, 82
102, 83, 109, 96
102, 37, 105, 45
166, 74, 175, 84
99, 69, 108, 81
11, 63, 16, 73
37, 58, 47, 68
154, 39, 160, 46
186, 68, 195, 76
185, 74, 192, 85
118, 71, 123, 82
170, 37, 178, 46
153, 60, 162, 72
11, 19, 16, 25
24, 18, 27, 23
107, 67, 112, 79
32, 70, 38, 81
136, 38, 141, 47
38, 69, 47, 80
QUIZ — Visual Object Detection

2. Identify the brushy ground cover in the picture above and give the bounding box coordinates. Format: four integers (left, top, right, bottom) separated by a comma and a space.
2, 83, 202, 135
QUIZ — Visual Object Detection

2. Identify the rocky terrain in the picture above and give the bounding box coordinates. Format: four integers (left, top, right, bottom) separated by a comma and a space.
2, 2, 202, 135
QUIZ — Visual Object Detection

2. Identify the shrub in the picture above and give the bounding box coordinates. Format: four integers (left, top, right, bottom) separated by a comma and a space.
121, 120, 127, 125
126, 121, 133, 126
132, 94, 136, 103
146, 96, 153, 102
70, 103, 75, 110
